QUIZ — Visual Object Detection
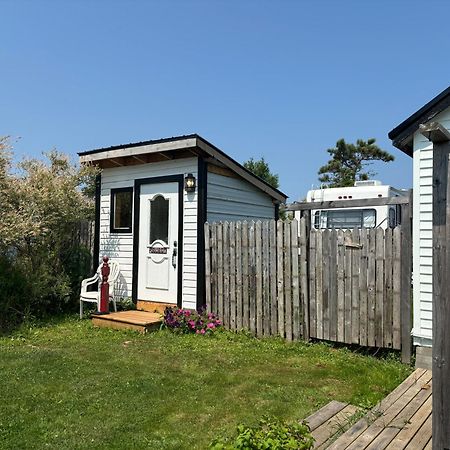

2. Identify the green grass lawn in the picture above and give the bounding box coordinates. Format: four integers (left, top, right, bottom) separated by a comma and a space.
0, 317, 411, 449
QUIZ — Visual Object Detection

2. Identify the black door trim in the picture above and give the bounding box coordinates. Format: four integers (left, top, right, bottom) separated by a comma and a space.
196, 157, 207, 309
132, 175, 184, 308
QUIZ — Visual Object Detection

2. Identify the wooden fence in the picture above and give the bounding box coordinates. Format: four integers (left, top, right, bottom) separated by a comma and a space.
205, 220, 307, 341
308, 227, 402, 349
204, 218, 411, 356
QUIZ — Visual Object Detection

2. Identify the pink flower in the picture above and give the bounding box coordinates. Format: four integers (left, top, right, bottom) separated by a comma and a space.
200, 329, 206, 334
207, 323, 215, 329
215, 320, 221, 325
196, 330, 201, 334
188, 320, 196, 328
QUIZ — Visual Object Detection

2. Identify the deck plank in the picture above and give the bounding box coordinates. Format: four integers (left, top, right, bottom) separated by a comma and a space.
326, 369, 430, 450
312, 404, 359, 449
343, 373, 432, 450
403, 415, 432, 450
306, 401, 348, 431
385, 396, 432, 450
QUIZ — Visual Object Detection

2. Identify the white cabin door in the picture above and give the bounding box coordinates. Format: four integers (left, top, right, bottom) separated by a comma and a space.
138, 182, 179, 303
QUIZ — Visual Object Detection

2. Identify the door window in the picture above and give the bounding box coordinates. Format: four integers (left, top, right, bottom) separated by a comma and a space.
149, 195, 169, 244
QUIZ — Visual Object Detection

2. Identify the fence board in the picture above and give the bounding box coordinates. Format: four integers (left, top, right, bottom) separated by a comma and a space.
249, 222, 256, 335
375, 227, 385, 347
217, 223, 224, 323
328, 230, 338, 342
309, 230, 317, 338
270, 220, 278, 335
344, 230, 352, 344
255, 221, 263, 337
229, 222, 236, 331
316, 231, 324, 340
242, 222, 249, 329
291, 220, 300, 340
367, 228, 376, 347
236, 222, 243, 330
299, 217, 309, 340
277, 221, 285, 338
384, 227, 393, 348
392, 227, 401, 349
351, 229, 360, 345
337, 231, 345, 342
263, 221, 270, 337
322, 229, 330, 341
359, 228, 368, 347
223, 222, 230, 329
284, 221, 292, 341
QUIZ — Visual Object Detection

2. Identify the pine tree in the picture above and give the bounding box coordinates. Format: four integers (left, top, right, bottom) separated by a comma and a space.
318, 138, 394, 187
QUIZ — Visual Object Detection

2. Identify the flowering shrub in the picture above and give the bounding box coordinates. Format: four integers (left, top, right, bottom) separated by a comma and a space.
163, 307, 222, 334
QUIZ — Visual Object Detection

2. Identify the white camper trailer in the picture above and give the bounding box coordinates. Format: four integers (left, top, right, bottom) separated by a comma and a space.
295, 180, 405, 230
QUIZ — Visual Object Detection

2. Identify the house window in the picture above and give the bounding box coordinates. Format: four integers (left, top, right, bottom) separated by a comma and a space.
110, 187, 133, 233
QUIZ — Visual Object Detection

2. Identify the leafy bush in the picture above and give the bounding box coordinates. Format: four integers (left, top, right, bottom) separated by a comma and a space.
210, 416, 314, 449
163, 307, 222, 334
0, 137, 98, 330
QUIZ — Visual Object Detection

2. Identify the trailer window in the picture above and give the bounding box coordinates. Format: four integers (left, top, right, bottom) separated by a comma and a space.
314, 209, 376, 229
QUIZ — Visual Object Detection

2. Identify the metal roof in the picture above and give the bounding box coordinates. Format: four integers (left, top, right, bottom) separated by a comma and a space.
78, 133, 287, 203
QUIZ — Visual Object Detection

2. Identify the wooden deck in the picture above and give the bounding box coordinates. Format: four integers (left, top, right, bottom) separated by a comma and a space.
91, 310, 162, 333
306, 368, 433, 449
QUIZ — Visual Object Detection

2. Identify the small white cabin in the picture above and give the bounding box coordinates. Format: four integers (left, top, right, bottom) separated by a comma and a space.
295, 181, 404, 230
79, 134, 287, 311
389, 85, 450, 367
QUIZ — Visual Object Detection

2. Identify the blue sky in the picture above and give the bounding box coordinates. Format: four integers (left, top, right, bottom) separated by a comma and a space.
1, 0, 449, 200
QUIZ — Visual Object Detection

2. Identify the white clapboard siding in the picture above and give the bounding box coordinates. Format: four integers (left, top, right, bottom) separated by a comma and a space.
412, 108, 450, 346
99, 157, 198, 309
206, 172, 276, 222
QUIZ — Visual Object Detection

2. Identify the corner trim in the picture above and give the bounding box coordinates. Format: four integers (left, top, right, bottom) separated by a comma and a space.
132, 175, 184, 308
196, 157, 207, 310
93, 173, 101, 273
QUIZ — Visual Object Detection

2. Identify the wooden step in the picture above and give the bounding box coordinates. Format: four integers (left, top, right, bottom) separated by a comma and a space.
92, 310, 162, 333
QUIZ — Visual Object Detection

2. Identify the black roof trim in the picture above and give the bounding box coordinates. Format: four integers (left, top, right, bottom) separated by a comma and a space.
388, 85, 450, 156
78, 134, 198, 156
193, 135, 287, 199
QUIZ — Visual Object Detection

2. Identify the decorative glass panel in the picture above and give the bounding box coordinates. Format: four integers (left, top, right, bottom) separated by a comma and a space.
113, 190, 132, 230
150, 195, 169, 244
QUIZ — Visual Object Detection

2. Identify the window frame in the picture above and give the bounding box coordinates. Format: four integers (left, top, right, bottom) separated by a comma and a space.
110, 187, 134, 234
314, 208, 377, 229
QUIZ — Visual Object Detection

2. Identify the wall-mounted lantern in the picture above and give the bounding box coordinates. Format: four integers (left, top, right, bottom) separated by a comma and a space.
184, 173, 196, 193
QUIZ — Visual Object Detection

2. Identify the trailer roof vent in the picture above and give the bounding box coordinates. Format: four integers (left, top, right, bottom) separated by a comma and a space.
354, 180, 382, 187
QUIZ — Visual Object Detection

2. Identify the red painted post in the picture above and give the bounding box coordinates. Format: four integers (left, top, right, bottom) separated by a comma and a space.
99, 256, 110, 314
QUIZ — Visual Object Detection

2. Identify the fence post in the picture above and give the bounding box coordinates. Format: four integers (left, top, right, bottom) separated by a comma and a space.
300, 212, 310, 341
204, 223, 211, 312
432, 138, 450, 450
400, 189, 413, 364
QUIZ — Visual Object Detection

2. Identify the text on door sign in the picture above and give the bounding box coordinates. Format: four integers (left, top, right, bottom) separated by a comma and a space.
149, 247, 168, 254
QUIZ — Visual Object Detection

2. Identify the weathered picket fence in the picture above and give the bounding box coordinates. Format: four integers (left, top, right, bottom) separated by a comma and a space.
204, 218, 410, 353
205, 219, 308, 341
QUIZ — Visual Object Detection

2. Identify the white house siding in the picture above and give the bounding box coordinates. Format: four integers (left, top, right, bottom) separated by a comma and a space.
206, 171, 276, 222
412, 108, 450, 347
99, 157, 198, 309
